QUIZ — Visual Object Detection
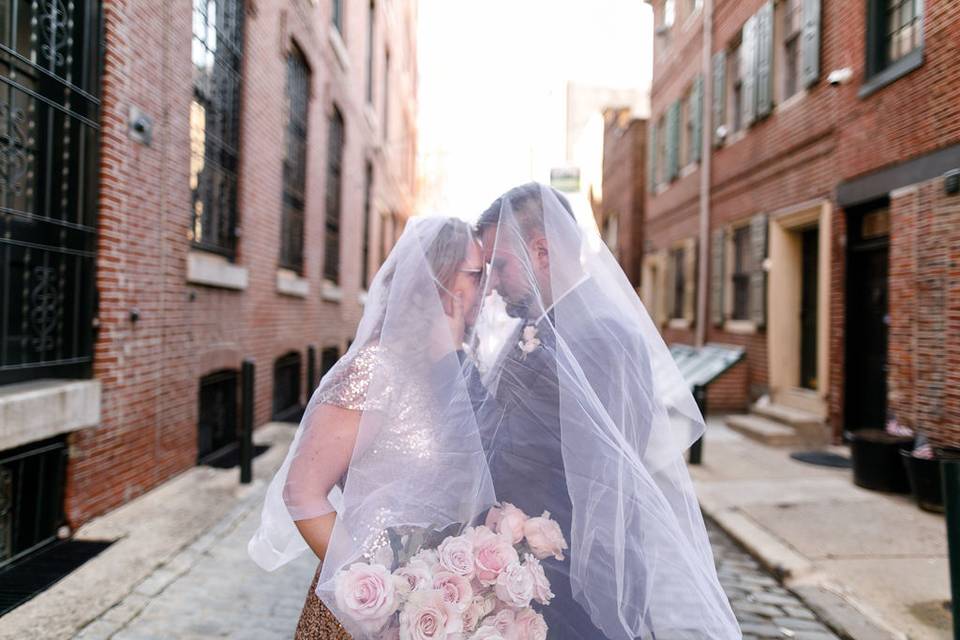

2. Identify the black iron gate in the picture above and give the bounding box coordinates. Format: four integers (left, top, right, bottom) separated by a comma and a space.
0, 0, 102, 386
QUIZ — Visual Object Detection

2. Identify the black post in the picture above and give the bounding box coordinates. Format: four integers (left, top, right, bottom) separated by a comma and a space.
240, 358, 255, 484
689, 384, 706, 465
942, 458, 960, 639
307, 345, 317, 393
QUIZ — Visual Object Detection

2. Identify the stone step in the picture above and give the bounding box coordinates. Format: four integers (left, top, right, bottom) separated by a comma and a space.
752, 402, 830, 445
725, 414, 804, 447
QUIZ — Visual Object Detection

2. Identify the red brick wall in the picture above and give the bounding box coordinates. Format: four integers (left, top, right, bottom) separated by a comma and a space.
601, 110, 647, 287
65, 0, 417, 527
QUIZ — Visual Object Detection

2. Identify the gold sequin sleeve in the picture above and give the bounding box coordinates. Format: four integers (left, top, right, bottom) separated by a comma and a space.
314, 344, 392, 412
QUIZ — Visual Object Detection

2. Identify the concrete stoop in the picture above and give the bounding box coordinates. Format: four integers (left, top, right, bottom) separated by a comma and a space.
725, 403, 831, 447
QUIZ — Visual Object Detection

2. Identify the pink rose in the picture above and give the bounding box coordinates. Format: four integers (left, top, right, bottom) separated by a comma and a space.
523, 511, 567, 561
512, 608, 548, 640
493, 561, 534, 608
461, 594, 494, 633
485, 502, 529, 545
522, 554, 554, 605
437, 534, 475, 579
394, 556, 434, 593
477, 609, 516, 638
470, 627, 507, 640
399, 590, 463, 640
473, 529, 520, 586
433, 570, 474, 612
334, 562, 399, 632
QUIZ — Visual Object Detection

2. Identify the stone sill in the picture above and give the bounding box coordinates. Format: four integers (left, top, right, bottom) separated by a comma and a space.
0, 379, 101, 451
723, 319, 759, 335
186, 250, 248, 291
276, 268, 310, 298
321, 281, 343, 303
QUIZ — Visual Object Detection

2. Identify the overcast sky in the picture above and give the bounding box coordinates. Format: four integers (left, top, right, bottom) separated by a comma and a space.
416, 0, 653, 217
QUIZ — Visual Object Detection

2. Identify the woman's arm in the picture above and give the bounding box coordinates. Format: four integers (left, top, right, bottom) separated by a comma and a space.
285, 403, 364, 561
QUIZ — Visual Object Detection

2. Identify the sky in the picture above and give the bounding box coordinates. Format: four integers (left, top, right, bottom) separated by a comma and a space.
416, 0, 654, 218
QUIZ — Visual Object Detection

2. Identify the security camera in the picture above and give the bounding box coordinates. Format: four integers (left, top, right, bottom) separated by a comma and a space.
827, 68, 853, 86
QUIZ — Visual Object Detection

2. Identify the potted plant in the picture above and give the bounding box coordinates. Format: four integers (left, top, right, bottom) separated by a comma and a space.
900, 436, 944, 512
849, 415, 913, 493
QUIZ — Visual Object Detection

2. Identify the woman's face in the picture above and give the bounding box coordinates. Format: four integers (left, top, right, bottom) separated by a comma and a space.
450, 239, 485, 327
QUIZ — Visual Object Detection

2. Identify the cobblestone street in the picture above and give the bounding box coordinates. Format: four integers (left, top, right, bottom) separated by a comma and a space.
69, 478, 841, 640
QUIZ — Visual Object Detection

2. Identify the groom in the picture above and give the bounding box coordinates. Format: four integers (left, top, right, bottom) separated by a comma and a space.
471, 184, 655, 639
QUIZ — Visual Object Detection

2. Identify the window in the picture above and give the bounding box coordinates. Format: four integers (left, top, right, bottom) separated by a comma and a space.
197, 370, 239, 465
362, 162, 373, 288
732, 226, 752, 320
324, 108, 345, 284
332, 0, 343, 35
656, 114, 667, 187
366, 1, 375, 104
671, 247, 686, 320
730, 40, 743, 133
865, 0, 923, 84
280, 48, 310, 273
321, 347, 340, 378
191, 0, 245, 257
779, 0, 803, 100
684, 86, 697, 167
273, 352, 303, 422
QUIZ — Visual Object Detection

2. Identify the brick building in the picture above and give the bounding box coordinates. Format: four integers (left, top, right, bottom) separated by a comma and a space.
644, 0, 960, 440
597, 107, 647, 289
0, 0, 418, 568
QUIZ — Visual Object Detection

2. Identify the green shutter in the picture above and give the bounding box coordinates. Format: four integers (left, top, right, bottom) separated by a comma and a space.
712, 51, 726, 146
756, 2, 774, 118
749, 213, 768, 328
801, 0, 821, 87
691, 74, 703, 163
667, 101, 680, 181
741, 14, 758, 127
647, 120, 658, 194
711, 228, 725, 326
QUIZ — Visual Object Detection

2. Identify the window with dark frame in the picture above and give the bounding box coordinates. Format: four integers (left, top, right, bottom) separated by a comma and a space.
332, 0, 343, 36
272, 352, 303, 422
362, 162, 373, 289
730, 40, 743, 133
324, 108, 345, 284
280, 48, 310, 273
732, 226, 752, 320
321, 347, 340, 378
671, 247, 686, 320
190, 0, 245, 258
780, 0, 803, 99
867, 0, 922, 79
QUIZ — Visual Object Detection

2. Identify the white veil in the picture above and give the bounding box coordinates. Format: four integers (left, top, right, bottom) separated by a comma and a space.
249, 186, 740, 639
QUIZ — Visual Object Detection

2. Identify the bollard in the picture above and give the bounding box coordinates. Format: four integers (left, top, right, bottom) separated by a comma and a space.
942, 457, 960, 639
689, 384, 706, 465
240, 358, 255, 484
307, 345, 317, 394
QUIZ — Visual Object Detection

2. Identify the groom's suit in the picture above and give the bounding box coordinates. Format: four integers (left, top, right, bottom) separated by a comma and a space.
464, 277, 656, 640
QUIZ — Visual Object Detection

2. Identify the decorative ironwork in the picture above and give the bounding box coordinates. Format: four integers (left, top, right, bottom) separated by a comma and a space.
0, 0, 100, 386
279, 48, 309, 272
323, 108, 344, 283
190, 0, 244, 257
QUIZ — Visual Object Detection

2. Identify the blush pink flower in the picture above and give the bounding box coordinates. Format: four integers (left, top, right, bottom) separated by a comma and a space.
512, 608, 548, 640
398, 589, 463, 640
437, 534, 475, 579
493, 560, 534, 609
394, 556, 434, 593
473, 529, 520, 586
484, 502, 529, 545
333, 562, 399, 633
522, 554, 554, 605
523, 511, 567, 561
432, 570, 474, 612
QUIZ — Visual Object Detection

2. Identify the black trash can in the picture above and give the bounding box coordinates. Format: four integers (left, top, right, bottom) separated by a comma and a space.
850, 429, 913, 493
900, 449, 945, 513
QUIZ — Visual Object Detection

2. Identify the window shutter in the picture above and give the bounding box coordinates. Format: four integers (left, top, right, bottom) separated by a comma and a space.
667, 101, 680, 181
756, 2, 774, 118
664, 249, 676, 322
749, 213, 768, 328
691, 75, 703, 164
711, 228, 725, 326
647, 120, 658, 194
741, 15, 758, 127
684, 237, 698, 323
801, 0, 821, 87
655, 251, 669, 327
712, 51, 726, 146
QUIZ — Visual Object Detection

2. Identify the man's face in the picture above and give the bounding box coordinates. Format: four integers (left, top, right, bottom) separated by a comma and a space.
480, 226, 538, 319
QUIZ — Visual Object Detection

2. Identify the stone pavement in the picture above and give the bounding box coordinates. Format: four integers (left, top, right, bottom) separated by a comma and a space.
73, 481, 317, 640
691, 417, 951, 640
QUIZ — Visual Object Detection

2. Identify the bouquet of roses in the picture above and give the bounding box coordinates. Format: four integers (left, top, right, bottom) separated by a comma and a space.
331, 502, 568, 640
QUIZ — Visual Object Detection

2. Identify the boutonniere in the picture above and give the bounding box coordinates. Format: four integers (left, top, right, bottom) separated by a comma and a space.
517, 324, 541, 359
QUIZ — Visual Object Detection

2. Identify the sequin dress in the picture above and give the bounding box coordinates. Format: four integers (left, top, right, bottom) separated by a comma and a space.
294, 343, 438, 639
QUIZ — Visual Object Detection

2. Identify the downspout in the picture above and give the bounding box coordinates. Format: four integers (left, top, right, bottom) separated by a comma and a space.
695, 0, 714, 348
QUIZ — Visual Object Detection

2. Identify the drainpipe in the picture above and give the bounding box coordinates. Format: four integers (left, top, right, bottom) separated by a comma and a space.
695, 0, 714, 348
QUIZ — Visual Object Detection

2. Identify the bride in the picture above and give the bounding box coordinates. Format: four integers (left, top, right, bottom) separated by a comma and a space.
249, 185, 741, 639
